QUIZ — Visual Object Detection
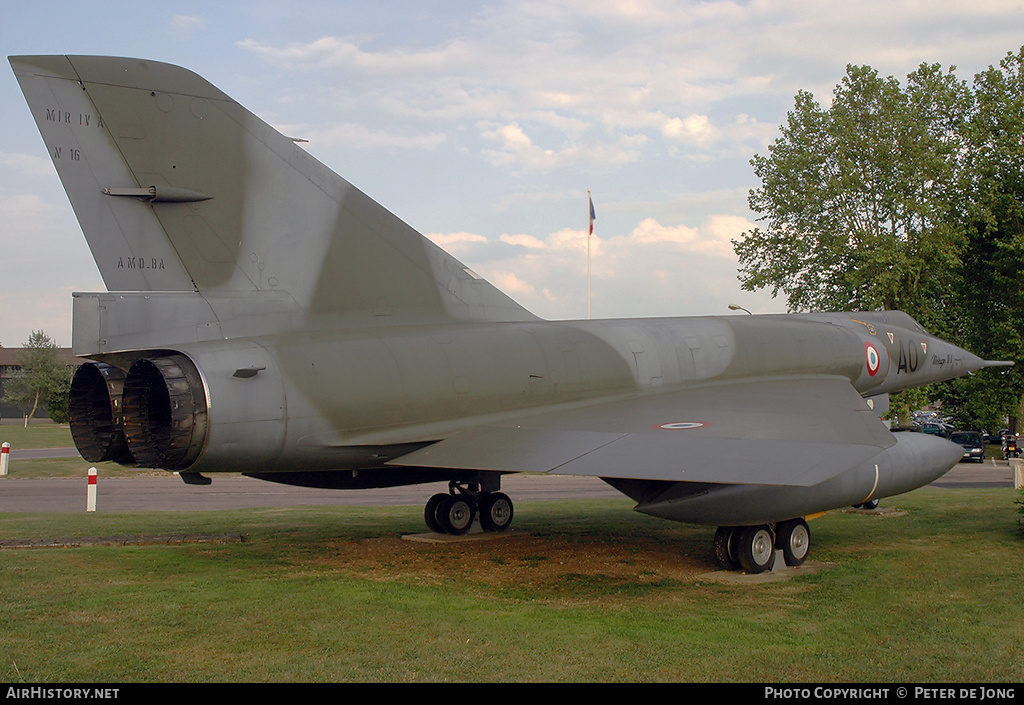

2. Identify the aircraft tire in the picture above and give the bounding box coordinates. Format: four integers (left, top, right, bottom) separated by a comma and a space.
713, 526, 740, 570
425, 493, 449, 533
437, 495, 475, 535
479, 492, 514, 532
776, 518, 810, 567
735, 525, 776, 574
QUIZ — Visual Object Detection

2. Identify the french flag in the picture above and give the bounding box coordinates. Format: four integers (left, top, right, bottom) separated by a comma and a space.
589, 193, 596, 234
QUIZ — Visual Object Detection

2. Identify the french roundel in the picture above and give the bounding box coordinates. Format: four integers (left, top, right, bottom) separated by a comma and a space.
865, 342, 881, 376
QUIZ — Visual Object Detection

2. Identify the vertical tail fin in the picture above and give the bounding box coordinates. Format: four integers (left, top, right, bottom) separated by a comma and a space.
11, 55, 197, 292
11, 55, 533, 324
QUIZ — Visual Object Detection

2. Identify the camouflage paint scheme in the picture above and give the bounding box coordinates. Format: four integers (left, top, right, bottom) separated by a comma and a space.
11, 55, 1009, 571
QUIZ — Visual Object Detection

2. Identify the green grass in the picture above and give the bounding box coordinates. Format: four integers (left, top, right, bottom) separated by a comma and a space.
1, 488, 1022, 682
0, 422, 75, 450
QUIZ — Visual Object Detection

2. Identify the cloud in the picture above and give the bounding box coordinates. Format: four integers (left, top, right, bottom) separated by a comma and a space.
659, 114, 719, 144
238, 36, 477, 75
422, 209, 761, 321
0, 152, 104, 346
610, 214, 752, 258
487, 271, 540, 298
424, 231, 489, 258
313, 122, 447, 151
236, 5, 781, 175
499, 233, 547, 249
478, 122, 647, 173
171, 15, 206, 33
238, 0, 1024, 180
0, 152, 56, 178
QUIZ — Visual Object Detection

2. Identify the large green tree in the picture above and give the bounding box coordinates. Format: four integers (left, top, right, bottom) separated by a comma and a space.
734, 62, 970, 334
940, 48, 1024, 430
733, 51, 1024, 426
2, 331, 73, 425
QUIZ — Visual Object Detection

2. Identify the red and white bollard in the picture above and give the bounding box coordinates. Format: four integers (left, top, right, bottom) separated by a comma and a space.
87, 467, 97, 512
1, 442, 9, 476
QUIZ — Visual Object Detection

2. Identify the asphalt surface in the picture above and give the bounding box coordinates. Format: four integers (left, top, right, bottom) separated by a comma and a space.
0, 448, 1016, 513
0, 453, 625, 512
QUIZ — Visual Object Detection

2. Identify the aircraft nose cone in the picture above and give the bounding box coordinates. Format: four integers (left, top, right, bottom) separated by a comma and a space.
958, 348, 1015, 375
932, 340, 1012, 376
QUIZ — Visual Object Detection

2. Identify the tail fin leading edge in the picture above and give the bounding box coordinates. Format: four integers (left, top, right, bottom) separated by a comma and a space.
11, 54, 534, 325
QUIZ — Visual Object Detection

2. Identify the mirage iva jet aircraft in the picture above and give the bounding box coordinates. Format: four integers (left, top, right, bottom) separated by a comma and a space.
11, 55, 1010, 573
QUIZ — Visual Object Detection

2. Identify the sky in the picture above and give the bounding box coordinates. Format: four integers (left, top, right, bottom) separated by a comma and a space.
1, 0, 1023, 347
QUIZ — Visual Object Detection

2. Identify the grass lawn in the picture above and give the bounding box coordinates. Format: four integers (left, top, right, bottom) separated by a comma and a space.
0, 422, 76, 450
0, 485, 1021, 683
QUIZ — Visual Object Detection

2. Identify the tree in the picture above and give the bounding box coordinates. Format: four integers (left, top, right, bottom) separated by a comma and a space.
2, 331, 73, 426
734, 63, 970, 332
940, 48, 1024, 431
733, 52, 1024, 425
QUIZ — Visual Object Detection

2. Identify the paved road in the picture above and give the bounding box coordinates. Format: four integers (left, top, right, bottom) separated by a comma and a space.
930, 457, 1019, 489
8, 447, 82, 459
0, 466, 625, 513
0, 449, 1015, 513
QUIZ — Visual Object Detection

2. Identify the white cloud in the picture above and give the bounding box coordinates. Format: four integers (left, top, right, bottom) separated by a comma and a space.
488, 271, 540, 298
500, 233, 547, 249
171, 15, 206, 33
238, 36, 478, 75
0, 152, 55, 178
314, 123, 447, 151
660, 114, 719, 144
478, 122, 647, 172
427, 231, 489, 246
424, 209, 763, 321
237, 0, 1024, 180
0, 151, 104, 346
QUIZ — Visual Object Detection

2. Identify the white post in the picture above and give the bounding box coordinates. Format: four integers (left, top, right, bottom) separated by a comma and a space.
1, 442, 9, 476
87, 467, 97, 511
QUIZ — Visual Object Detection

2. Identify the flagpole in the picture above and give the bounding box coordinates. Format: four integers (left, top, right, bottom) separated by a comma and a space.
587, 188, 593, 320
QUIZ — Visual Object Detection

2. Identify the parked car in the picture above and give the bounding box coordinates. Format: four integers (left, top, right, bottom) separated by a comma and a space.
950, 431, 985, 463
920, 422, 951, 438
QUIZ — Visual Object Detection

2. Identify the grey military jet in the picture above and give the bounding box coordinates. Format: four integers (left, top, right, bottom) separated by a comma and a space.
10, 55, 1010, 573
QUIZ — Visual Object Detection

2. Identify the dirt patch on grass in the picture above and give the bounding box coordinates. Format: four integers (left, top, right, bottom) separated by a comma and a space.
309, 531, 717, 593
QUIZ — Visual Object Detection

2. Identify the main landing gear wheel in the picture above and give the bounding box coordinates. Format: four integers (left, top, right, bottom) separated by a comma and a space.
424, 493, 449, 534
423, 483, 516, 535
435, 495, 475, 535
776, 518, 810, 567
714, 518, 813, 572
735, 525, 776, 574
713, 526, 740, 571
479, 492, 514, 532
